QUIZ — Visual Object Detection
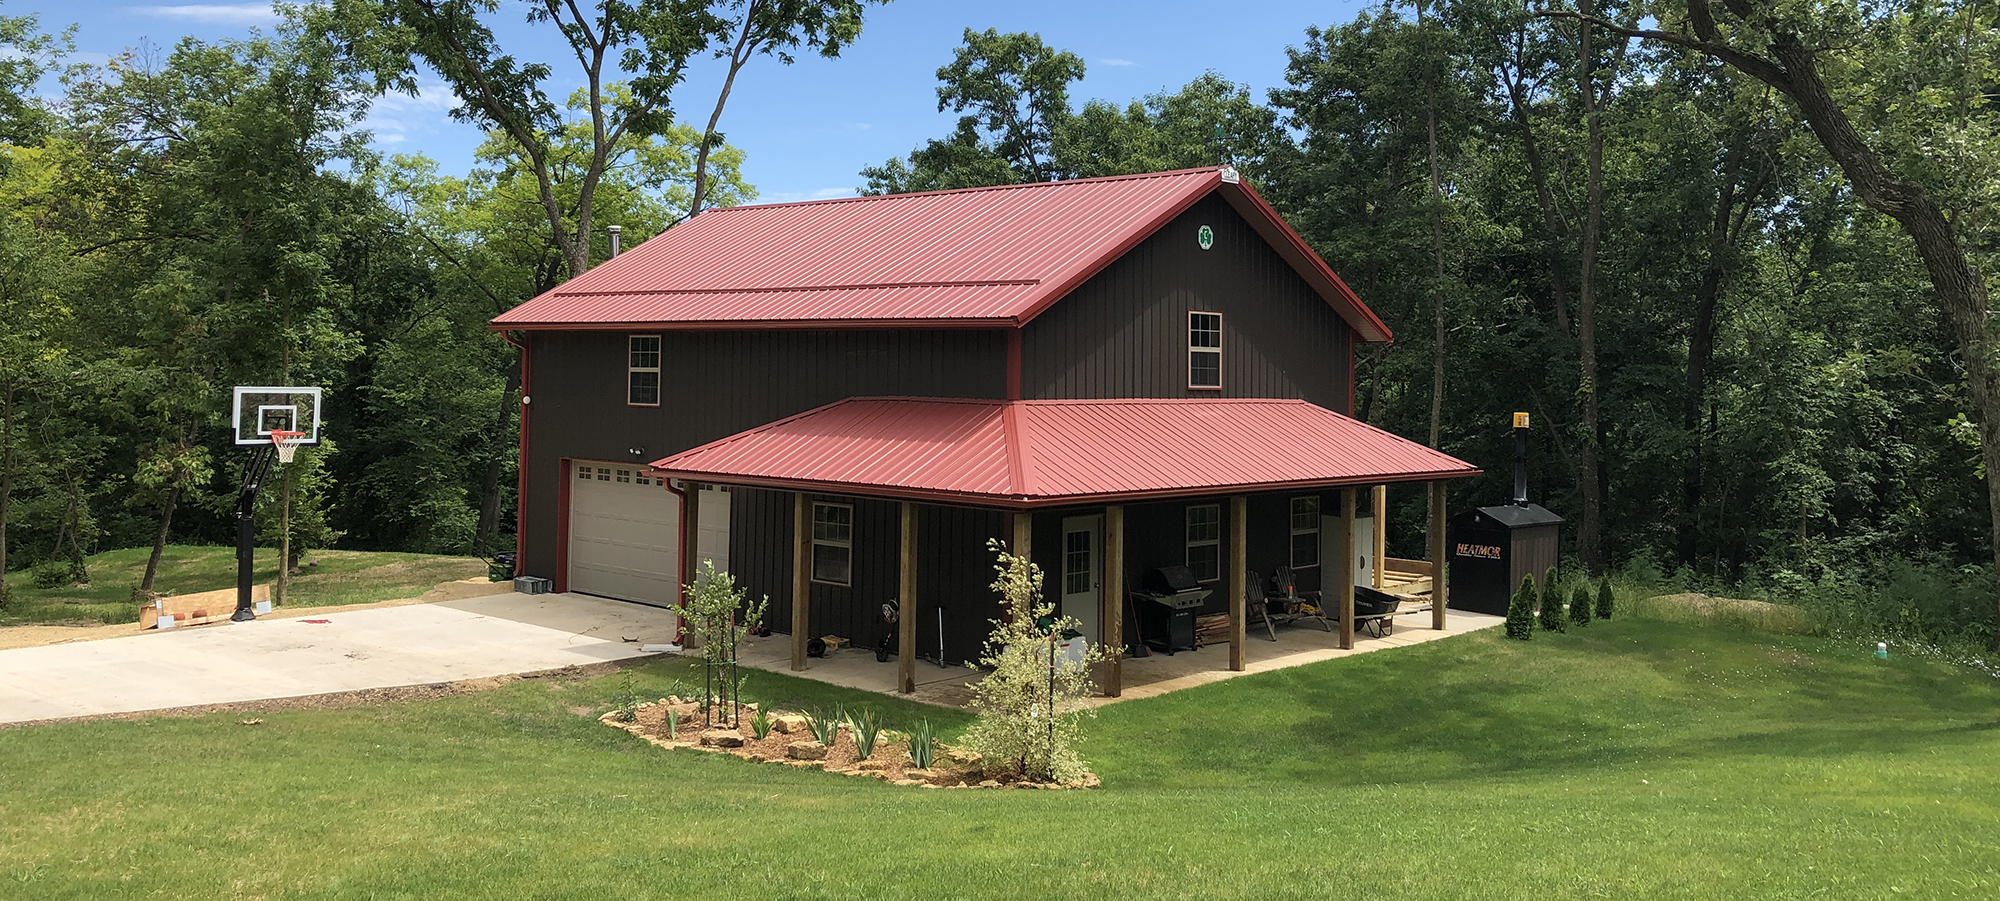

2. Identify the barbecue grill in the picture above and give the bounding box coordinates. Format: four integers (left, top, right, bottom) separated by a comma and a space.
1132, 565, 1211, 655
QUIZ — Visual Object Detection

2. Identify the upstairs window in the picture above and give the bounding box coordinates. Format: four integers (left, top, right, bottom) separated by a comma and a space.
1290, 496, 1321, 569
1189, 312, 1222, 389
1186, 503, 1221, 582
628, 335, 661, 406
811, 502, 853, 586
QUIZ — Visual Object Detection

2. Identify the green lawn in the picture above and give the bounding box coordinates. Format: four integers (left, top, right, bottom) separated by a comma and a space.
1, 545, 487, 626
2, 617, 1997, 899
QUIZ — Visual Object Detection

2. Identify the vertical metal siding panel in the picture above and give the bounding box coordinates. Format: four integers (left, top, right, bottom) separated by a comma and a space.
915, 503, 1005, 664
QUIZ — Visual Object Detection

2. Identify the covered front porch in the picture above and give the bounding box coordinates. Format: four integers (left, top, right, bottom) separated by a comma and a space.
728, 600, 1504, 707
651, 396, 1483, 699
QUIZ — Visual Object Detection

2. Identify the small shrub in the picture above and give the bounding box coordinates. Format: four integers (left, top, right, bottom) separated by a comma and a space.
31, 559, 85, 590
849, 708, 882, 760
607, 674, 647, 723
909, 719, 937, 769
1569, 582, 1592, 627
1505, 574, 1536, 640
750, 708, 773, 740
1596, 578, 1615, 620
1537, 567, 1566, 633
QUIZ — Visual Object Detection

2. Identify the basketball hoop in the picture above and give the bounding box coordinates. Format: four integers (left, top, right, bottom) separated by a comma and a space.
270, 430, 306, 464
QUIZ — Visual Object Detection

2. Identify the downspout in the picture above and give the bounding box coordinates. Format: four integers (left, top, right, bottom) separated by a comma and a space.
501, 331, 532, 572
664, 478, 692, 645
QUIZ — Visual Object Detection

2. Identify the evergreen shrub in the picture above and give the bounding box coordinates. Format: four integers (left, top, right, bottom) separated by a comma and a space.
1538, 567, 1566, 633
1504, 574, 1536, 640
1570, 582, 1593, 627
1596, 578, 1615, 620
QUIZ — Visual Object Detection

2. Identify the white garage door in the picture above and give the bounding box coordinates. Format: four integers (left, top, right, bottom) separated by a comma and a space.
569, 464, 679, 607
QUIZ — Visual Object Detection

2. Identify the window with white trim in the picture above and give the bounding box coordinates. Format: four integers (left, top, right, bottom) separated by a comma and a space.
811, 502, 853, 586
1290, 496, 1321, 569
628, 335, 661, 406
1186, 503, 1221, 582
1188, 312, 1222, 389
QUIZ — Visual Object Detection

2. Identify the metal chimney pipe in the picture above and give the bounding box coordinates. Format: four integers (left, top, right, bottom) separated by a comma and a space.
607, 225, 622, 258
1512, 412, 1530, 506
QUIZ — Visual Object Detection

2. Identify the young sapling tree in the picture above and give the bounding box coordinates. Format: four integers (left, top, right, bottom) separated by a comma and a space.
963, 537, 1109, 784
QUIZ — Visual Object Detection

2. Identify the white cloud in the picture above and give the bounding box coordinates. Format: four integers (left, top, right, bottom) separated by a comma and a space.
128, 4, 281, 26
1098, 58, 1138, 67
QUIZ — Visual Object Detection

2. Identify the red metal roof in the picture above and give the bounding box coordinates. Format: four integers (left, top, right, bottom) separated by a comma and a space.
649, 398, 1476, 508
492, 168, 1391, 342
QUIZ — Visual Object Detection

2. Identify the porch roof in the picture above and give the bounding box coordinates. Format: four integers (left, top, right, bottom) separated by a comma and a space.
648, 397, 1479, 509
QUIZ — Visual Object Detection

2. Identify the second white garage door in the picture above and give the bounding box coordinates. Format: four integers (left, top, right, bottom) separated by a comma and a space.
569, 464, 679, 607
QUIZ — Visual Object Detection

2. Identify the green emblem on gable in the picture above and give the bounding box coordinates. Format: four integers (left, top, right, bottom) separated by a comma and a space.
1197, 224, 1214, 250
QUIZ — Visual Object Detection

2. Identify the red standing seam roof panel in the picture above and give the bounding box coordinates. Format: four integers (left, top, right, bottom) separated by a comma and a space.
650, 398, 1477, 508
492, 168, 1392, 342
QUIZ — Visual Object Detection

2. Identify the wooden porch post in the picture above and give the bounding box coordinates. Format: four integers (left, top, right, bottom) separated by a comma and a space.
1103, 504, 1124, 697
1371, 484, 1388, 590
898, 502, 918, 694
1430, 480, 1449, 630
791, 493, 810, 671
1011, 511, 1032, 560
1228, 495, 1248, 672
1338, 487, 1357, 650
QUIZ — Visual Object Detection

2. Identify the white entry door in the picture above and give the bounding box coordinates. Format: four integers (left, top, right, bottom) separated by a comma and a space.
569, 463, 679, 607
1061, 515, 1103, 643
1321, 513, 1376, 587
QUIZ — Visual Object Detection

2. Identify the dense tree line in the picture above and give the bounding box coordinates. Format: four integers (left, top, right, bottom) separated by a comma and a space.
2, 1, 1994, 647
867, 2, 1998, 646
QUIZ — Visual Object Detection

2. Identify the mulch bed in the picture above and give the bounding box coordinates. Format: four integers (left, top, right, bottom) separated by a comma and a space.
601, 697, 1099, 790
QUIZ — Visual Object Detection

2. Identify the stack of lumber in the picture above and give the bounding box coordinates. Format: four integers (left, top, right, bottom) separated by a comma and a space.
1194, 613, 1232, 647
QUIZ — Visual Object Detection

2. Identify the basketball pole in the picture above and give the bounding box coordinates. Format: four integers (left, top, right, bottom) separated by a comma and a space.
233, 445, 277, 622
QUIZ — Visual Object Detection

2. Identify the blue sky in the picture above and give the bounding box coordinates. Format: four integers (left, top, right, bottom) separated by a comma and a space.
16, 1, 1372, 202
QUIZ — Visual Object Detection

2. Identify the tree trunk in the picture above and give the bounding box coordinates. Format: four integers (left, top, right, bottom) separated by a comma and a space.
1677, 149, 1742, 567
140, 485, 180, 593
1575, 1, 1606, 575
0, 385, 15, 586
1504, 56, 1574, 339
1423, 0, 1446, 449
475, 354, 523, 557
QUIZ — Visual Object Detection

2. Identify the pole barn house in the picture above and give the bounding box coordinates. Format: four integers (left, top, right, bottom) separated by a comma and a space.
490, 166, 1479, 695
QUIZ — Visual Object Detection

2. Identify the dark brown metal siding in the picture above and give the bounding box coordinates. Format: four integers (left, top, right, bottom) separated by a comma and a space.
1510, 524, 1561, 595
1020, 193, 1354, 410
918, 504, 1006, 665
521, 329, 1006, 581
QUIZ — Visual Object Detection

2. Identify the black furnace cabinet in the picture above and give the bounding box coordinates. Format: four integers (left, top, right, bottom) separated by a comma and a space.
1448, 504, 1564, 615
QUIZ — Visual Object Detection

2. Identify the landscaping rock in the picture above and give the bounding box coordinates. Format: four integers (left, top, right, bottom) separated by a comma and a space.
856, 758, 889, 772
787, 740, 828, 761
700, 730, 744, 748
772, 714, 808, 734
977, 779, 1001, 788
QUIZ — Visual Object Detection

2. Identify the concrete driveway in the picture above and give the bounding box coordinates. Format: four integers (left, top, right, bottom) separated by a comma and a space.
0, 592, 678, 725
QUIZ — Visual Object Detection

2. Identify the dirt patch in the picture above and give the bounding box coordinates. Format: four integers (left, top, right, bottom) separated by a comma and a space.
0, 658, 658, 730
0, 578, 511, 652
604, 698, 1098, 790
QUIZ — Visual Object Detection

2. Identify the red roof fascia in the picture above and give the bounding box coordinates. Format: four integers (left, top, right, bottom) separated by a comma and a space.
649, 397, 1477, 509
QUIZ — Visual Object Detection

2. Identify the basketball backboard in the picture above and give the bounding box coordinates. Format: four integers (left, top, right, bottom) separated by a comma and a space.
232, 386, 322, 446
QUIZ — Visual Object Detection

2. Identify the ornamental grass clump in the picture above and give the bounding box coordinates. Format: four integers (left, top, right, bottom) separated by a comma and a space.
1596, 578, 1616, 620
963, 538, 1110, 784
1505, 574, 1537, 640
804, 709, 839, 746
1537, 567, 1566, 633
749, 708, 773, 740
1570, 581, 1593, 627
908, 719, 937, 770
849, 709, 883, 760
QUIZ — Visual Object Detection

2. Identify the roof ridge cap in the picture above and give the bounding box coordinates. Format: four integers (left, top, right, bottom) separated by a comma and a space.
707, 167, 1225, 213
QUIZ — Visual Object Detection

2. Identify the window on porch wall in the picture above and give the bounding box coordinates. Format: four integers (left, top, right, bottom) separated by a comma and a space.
1186, 503, 1221, 582
811, 502, 852, 586
1290, 496, 1320, 569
